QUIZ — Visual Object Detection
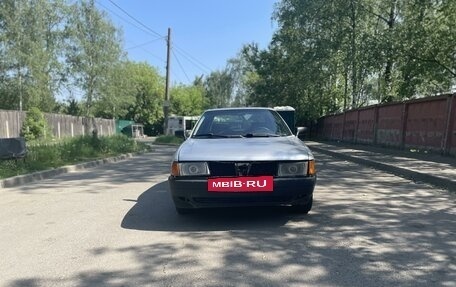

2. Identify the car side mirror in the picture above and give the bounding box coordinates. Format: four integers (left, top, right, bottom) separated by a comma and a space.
296, 127, 307, 138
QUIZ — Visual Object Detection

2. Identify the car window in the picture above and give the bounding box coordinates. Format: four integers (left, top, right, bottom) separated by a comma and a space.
192, 109, 292, 138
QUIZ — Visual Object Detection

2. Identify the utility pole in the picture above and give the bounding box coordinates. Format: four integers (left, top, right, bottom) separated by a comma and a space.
163, 28, 171, 135
19, 72, 22, 112
17, 0, 22, 112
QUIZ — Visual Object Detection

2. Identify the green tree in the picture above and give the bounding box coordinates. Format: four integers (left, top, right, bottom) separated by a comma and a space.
271, 0, 374, 110
65, 0, 123, 116
170, 84, 205, 116
66, 98, 82, 116
397, 0, 456, 97
226, 51, 253, 107
204, 69, 233, 108
0, 0, 67, 111
123, 62, 164, 128
93, 61, 136, 119
241, 0, 456, 123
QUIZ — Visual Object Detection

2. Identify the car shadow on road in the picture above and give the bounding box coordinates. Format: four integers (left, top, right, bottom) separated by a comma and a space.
121, 181, 311, 232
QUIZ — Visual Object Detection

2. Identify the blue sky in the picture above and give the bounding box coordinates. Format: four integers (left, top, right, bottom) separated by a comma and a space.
95, 0, 278, 85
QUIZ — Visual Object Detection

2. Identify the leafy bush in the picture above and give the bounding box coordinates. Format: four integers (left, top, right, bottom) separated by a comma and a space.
154, 135, 184, 145
26, 144, 63, 170
102, 134, 140, 153
0, 134, 148, 179
21, 107, 49, 141
60, 136, 98, 161
0, 159, 27, 179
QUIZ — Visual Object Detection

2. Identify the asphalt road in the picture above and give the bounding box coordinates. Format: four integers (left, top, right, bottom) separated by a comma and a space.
0, 145, 455, 287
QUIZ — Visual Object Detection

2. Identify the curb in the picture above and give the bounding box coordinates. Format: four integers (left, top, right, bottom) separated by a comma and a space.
310, 145, 456, 192
0, 153, 134, 189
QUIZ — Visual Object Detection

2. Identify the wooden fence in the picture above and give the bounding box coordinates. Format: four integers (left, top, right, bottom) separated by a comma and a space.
0, 110, 115, 139
317, 93, 456, 156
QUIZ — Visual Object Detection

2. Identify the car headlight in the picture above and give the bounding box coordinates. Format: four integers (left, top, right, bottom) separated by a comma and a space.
171, 162, 210, 176
278, 161, 314, 177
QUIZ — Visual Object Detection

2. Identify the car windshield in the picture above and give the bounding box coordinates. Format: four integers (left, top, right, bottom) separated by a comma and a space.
192, 109, 293, 138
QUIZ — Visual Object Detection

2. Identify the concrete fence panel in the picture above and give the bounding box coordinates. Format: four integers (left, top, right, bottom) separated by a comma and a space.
356, 107, 376, 144
376, 104, 404, 147
318, 93, 456, 155
404, 98, 448, 150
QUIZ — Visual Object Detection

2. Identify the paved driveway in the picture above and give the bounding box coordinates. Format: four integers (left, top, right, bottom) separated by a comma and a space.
0, 146, 455, 287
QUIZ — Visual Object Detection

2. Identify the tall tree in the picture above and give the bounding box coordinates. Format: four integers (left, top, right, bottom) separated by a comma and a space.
0, 0, 66, 111
94, 61, 135, 119
397, 0, 456, 97
241, 0, 455, 123
204, 69, 233, 108
65, 0, 123, 116
170, 84, 205, 116
226, 51, 253, 107
123, 62, 164, 127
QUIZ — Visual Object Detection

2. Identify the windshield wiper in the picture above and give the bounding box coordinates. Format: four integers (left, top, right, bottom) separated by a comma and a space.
243, 133, 280, 138
193, 133, 231, 138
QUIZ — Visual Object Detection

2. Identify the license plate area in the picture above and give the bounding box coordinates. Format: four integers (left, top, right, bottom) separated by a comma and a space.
208, 176, 273, 192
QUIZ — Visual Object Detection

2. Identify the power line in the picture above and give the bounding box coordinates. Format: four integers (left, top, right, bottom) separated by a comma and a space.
99, 0, 214, 83
106, 0, 164, 38
173, 43, 212, 73
96, 1, 166, 63
126, 38, 166, 50
170, 69, 183, 84
130, 45, 166, 63
172, 49, 191, 83
95, 0, 163, 41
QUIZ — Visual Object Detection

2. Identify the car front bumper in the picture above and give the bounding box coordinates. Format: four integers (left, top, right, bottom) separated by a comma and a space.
168, 176, 316, 209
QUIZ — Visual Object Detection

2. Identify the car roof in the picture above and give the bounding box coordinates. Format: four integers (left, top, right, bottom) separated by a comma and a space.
204, 107, 275, 113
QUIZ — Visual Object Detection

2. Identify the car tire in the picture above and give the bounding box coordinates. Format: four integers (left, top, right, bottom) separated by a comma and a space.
291, 196, 313, 214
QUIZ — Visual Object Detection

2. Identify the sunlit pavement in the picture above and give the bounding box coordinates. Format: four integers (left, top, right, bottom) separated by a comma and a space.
0, 145, 454, 287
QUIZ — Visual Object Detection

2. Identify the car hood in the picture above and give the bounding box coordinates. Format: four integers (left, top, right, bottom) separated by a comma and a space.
175, 136, 314, 161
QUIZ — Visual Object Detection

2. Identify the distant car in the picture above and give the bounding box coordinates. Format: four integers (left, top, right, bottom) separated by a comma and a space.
168, 107, 316, 214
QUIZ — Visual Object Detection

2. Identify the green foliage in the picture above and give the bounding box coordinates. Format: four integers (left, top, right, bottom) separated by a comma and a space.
60, 134, 140, 161
240, 0, 456, 122
145, 118, 164, 136
0, 160, 27, 179
226, 52, 253, 107
202, 51, 255, 108
65, 98, 82, 116
154, 135, 184, 145
397, 0, 456, 97
21, 107, 48, 141
124, 62, 165, 127
93, 61, 135, 119
0, 0, 66, 112
2, 0, 453, 130
26, 144, 63, 170
0, 0, 127, 116
204, 69, 233, 108
65, 0, 124, 116
170, 84, 205, 116
0, 135, 146, 179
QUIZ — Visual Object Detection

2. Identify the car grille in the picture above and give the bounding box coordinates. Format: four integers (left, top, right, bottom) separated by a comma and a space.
208, 162, 277, 177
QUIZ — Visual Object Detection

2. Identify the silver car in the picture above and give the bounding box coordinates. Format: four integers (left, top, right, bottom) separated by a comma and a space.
168, 107, 316, 214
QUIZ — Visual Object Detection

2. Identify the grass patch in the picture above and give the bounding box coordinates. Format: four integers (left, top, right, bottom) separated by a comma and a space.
0, 135, 149, 180
154, 135, 184, 145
